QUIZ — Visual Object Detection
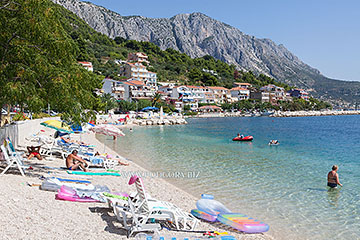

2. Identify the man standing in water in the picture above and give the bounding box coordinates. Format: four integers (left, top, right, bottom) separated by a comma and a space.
327, 165, 342, 188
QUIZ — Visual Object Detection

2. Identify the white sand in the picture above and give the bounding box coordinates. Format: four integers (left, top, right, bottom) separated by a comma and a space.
0, 120, 274, 240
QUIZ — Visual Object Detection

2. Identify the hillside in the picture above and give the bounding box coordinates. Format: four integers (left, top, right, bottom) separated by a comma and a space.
52, 0, 360, 107
54, 2, 289, 90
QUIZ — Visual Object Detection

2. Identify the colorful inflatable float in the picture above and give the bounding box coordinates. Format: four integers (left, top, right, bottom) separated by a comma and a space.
191, 194, 269, 233
55, 185, 100, 202
67, 171, 121, 176
40, 177, 94, 192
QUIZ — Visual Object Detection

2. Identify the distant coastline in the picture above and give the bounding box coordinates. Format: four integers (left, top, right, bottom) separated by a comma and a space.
186, 110, 360, 118
270, 110, 360, 117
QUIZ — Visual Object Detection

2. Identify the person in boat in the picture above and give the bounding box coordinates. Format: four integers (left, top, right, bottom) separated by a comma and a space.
327, 165, 342, 188
66, 150, 89, 172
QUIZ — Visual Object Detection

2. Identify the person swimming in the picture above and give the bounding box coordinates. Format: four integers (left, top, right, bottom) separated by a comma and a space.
327, 165, 342, 188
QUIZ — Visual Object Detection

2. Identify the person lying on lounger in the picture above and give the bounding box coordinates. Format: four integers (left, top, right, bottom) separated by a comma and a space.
27, 146, 43, 160
66, 150, 89, 172
60, 136, 87, 145
94, 152, 129, 166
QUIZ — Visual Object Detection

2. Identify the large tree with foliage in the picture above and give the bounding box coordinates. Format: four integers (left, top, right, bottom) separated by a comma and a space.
100, 93, 117, 113
0, 0, 103, 125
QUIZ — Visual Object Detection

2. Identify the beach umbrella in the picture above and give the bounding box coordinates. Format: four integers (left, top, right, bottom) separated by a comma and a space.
141, 106, 159, 112
82, 122, 95, 132
90, 124, 125, 152
160, 106, 164, 120
40, 120, 74, 134
70, 122, 95, 142
71, 124, 83, 133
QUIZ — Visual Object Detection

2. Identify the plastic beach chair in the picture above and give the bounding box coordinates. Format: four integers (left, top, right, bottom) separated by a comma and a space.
113, 175, 198, 237
0, 145, 26, 176
5, 138, 26, 160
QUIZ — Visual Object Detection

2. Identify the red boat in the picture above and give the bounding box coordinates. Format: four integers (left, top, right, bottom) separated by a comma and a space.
232, 135, 253, 141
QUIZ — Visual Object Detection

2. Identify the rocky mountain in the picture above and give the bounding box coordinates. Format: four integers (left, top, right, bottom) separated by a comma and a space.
52, 0, 360, 106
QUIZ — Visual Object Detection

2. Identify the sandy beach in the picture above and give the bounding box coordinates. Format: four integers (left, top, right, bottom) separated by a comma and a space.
0, 119, 274, 240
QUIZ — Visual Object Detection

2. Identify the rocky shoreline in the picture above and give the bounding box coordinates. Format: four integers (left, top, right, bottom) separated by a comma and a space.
131, 118, 187, 126
270, 110, 360, 117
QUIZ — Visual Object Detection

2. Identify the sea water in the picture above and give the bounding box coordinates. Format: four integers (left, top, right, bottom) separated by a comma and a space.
98, 115, 360, 239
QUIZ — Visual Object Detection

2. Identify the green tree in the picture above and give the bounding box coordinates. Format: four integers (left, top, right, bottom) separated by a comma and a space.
183, 105, 191, 111
118, 100, 136, 112
0, 0, 103, 125
100, 93, 117, 113
188, 68, 203, 83
136, 99, 152, 111
151, 93, 162, 107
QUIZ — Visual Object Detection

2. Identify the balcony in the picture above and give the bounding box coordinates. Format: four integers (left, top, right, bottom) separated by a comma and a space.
112, 86, 125, 93
131, 90, 155, 97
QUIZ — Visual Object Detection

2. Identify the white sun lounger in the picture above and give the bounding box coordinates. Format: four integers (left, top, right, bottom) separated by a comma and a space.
112, 175, 198, 237
0, 145, 27, 177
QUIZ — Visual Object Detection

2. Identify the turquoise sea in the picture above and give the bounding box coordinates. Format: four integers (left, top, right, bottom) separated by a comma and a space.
98, 116, 360, 240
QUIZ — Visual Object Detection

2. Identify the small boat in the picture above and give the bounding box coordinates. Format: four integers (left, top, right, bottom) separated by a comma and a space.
261, 111, 274, 116
232, 135, 253, 141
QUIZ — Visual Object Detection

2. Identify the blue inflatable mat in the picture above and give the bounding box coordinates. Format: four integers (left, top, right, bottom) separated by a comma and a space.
55, 177, 91, 184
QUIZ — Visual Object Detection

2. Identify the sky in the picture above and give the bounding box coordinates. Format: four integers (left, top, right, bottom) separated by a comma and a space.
87, 0, 360, 81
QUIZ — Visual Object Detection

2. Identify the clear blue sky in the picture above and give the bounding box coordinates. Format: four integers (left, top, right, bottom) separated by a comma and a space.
87, 0, 360, 81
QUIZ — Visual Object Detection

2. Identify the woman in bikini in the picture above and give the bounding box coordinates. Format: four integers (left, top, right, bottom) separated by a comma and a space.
327, 165, 342, 188
27, 146, 43, 160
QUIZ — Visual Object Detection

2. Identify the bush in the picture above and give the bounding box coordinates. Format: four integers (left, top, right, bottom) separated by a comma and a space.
12, 112, 28, 121
184, 111, 198, 116
32, 112, 51, 119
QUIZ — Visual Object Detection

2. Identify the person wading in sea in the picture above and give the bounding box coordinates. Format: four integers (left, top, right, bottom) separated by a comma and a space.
327, 165, 342, 188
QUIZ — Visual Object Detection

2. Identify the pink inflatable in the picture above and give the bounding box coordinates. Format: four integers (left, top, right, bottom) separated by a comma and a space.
55, 186, 100, 202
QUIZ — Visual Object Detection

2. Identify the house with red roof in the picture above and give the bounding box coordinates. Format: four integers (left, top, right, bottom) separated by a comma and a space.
260, 84, 286, 103
288, 88, 310, 101
127, 52, 150, 64
78, 61, 93, 72
233, 82, 252, 89
198, 105, 222, 112
230, 87, 250, 101
207, 86, 231, 104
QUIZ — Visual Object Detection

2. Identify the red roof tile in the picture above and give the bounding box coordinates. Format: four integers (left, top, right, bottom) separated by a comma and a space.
231, 87, 249, 91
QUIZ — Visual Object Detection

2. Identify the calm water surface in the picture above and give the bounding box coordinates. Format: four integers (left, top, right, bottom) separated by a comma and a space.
98, 116, 360, 240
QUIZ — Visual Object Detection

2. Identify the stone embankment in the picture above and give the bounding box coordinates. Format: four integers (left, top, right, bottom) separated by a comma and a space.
131, 118, 187, 126
270, 110, 360, 117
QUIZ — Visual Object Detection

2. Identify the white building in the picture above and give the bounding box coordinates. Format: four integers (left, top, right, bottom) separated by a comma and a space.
121, 80, 156, 101
260, 84, 286, 103
102, 78, 125, 100
230, 87, 250, 101
78, 61, 93, 72
171, 86, 198, 110
207, 86, 231, 104
119, 62, 157, 90
127, 52, 150, 64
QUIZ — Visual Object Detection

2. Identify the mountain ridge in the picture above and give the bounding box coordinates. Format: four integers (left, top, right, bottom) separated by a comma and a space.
52, 0, 360, 106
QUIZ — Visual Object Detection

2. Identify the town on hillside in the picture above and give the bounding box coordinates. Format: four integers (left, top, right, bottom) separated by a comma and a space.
79, 52, 310, 113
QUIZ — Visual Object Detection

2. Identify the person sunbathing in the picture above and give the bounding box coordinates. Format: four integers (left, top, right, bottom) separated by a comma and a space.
66, 150, 89, 172
93, 153, 129, 166
27, 146, 43, 160
60, 136, 90, 146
